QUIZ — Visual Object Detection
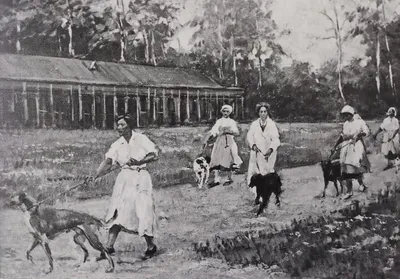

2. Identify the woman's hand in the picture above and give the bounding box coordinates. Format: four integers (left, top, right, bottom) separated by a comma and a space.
264, 148, 273, 159
252, 144, 261, 152
127, 158, 141, 166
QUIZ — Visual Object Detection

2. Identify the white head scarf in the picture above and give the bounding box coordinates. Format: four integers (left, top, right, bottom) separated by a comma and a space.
221, 104, 233, 114
387, 107, 397, 117
341, 105, 355, 115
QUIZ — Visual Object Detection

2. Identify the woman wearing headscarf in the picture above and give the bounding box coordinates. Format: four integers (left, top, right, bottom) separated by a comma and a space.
208, 104, 243, 187
246, 102, 280, 196
332, 105, 370, 199
373, 107, 400, 170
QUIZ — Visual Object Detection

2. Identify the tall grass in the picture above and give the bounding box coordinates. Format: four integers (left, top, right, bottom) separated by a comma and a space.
0, 121, 380, 202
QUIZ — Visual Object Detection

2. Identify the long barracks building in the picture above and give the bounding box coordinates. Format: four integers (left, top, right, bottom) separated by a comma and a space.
0, 54, 244, 129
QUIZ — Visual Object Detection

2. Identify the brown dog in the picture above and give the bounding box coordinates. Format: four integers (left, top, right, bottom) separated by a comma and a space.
8, 192, 117, 274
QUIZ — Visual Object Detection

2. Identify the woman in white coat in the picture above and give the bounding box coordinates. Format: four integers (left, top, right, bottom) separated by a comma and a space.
93, 115, 159, 261
246, 102, 280, 195
373, 107, 400, 170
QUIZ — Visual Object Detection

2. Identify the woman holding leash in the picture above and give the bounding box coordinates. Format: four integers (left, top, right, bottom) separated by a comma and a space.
332, 105, 370, 199
208, 104, 242, 187
92, 114, 159, 261
246, 102, 281, 196
373, 107, 400, 170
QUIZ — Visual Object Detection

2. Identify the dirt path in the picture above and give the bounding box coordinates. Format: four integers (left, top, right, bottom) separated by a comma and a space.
0, 154, 396, 279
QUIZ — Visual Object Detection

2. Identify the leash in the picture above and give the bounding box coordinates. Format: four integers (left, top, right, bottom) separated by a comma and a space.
27, 166, 120, 210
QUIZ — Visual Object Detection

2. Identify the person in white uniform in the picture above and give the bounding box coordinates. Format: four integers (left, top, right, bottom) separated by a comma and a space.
246, 102, 281, 196
333, 105, 370, 199
208, 104, 243, 187
93, 115, 159, 261
373, 107, 400, 170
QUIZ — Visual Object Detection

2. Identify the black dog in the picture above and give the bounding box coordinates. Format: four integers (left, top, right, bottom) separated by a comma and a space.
248, 173, 283, 216
321, 159, 344, 197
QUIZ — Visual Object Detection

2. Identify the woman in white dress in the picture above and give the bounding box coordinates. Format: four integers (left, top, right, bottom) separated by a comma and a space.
208, 104, 243, 187
373, 107, 400, 170
246, 102, 280, 195
93, 115, 158, 261
333, 105, 370, 199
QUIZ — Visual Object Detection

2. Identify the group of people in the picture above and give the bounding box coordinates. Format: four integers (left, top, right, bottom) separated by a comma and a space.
90, 102, 399, 261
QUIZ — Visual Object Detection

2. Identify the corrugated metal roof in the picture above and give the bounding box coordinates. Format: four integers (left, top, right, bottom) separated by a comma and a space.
0, 54, 241, 91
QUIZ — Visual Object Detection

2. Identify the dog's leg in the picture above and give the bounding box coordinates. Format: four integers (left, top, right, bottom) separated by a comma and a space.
205, 168, 210, 188
73, 228, 89, 263
26, 238, 39, 263
195, 172, 201, 188
257, 193, 271, 216
39, 238, 53, 274
333, 180, 340, 197
254, 193, 261, 205
322, 178, 329, 198
199, 172, 205, 189
80, 224, 115, 273
275, 192, 281, 207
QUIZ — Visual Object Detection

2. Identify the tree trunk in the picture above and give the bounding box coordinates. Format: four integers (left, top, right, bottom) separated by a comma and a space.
16, 22, 21, 53
143, 29, 150, 63
376, 28, 381, 95
382, 0, 396, 95
66, 0, 74, 57
151, 30, 157, 66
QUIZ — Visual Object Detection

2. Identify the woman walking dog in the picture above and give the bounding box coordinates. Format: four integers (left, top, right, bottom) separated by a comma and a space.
208, 104, 243, 187
373, 107, 400, 170
92, 114, 159, 261
246, 102, 281, 196
332, 105, 370, 199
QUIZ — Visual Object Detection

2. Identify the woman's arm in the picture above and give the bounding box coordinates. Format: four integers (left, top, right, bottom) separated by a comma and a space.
94, 158, 113, 179
373, 128, 383, 139
246, 121, 257, 150
127, 152, 158, 166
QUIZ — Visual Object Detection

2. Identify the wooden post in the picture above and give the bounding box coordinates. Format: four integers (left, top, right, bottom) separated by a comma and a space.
113, 86, 117, 129
92, 86, 96, 128
222, 94, 225, 104
147, 87, 151, 121
136, 88, 140, 128
162, 89, 167, 124
216, 92, 219, 111
208, 92, 212, 120
22, 82, 29, 125
235, 96, 239, 118
186, 89, 190, 120
0, 92, 3, 128
102, 91, 106, 129
153, 88, 157, 123
78, 85, 83, 122
241, 96, 244, 120
177, 89, 181, 124
70, 85, 74, 123
50, 83, 55, 127
124, 87, 129, 114
35, 84, 40, 127
197, 90, 201, 121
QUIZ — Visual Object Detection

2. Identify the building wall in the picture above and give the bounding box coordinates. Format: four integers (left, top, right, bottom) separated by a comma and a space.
0, 80, 244, 129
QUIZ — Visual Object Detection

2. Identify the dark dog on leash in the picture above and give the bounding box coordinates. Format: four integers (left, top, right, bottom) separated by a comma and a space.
248, 173, 283, 216
321, 159, 344, 197
7, 192, 118, 274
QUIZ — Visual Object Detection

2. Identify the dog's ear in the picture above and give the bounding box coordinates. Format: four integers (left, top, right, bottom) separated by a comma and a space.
205, 156, 211, 164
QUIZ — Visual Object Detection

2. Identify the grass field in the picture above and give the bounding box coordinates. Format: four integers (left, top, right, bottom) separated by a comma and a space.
0, 121, 381, 203
2, 121, 399, 279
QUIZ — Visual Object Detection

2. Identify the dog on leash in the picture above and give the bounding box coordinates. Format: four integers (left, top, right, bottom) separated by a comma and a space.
248, 172, 283, 216
193, 156, 211, 189
321, 159, 344, 197
7, 192, 118, 274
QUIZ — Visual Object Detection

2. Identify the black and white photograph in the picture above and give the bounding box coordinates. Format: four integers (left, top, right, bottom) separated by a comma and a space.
1, 0, 400, 278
